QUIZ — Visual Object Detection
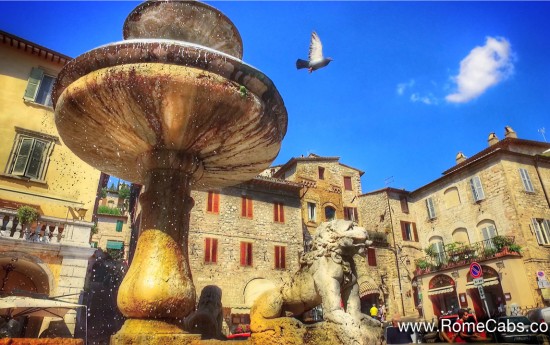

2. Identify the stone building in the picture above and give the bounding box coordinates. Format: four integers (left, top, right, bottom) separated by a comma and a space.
360, 128, 550, 321
272, 154, 364, 236
0, 30, 100, 336
130, 176, 303, 332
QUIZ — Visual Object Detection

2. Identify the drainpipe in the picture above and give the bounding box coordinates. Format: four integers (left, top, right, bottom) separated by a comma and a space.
387, 192, 406, 316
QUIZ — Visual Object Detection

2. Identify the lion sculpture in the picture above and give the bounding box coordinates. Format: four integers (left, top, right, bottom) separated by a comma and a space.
250, 219, 381, 345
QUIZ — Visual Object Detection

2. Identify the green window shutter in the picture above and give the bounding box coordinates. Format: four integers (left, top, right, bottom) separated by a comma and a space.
24, 67, 44, 101
12, 138, 34, 175
26, 140, 46, 179
116, 220, 123, 232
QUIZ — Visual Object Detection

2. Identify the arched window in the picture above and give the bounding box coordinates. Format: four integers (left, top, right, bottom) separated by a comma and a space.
478, 220, 498, 249
443, 187, 461, 209
324, 206, 336, 221
452, 228, 470, 245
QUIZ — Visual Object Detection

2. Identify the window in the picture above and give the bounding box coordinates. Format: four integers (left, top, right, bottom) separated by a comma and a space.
400, 196, 409, 213
274, 202, 285, 223
24, 67, 56, 107
7, 129, 56, 181
367, 247, 376, 266
325, 206, 336, 221
426, 197, 436, 220
480, 223, 498, 249
400, 221, 418, 242
207, 191, 220, 213
519, 168, 535, 193
343, 176, 352, 191
241, 196, 253, 219
91, 241, 98, 248
469, 176, 485, 202
116, 220, 123, 232
274, 245, 286, 269
307, 202, 316, 222
318, 167, 325, 180
344, 207, 358, 222
432, 240, 445, 265
240, 242, 253, 266
204, 237, 218, 263
532, 219, 550, 245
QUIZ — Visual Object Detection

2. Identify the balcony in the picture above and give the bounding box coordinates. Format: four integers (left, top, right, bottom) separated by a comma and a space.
367, 230, 390, 247
0, 208, 92, 246
414, 236, 522, 276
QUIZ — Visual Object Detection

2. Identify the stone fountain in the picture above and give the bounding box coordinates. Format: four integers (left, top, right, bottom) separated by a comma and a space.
52, 1, 286, 343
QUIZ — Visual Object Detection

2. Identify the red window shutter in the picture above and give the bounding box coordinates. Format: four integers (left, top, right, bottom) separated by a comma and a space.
241, 196, 246, 217
344, 177, 352, 191
212, 238, 218, 263
413, 223, 419, 242
368, 248, 377, 266
281, 246, 286, 269
400, 221, 407, 240
280, 204, 285, 223
207, 192, 213, 212
240, 242, 246, 266
213, 193, 219, 213
275, 246, 280, 268
247, 198, 253, 218
205, 238, 211, 263
247, 243, 253, 266
274, 203, 278, 222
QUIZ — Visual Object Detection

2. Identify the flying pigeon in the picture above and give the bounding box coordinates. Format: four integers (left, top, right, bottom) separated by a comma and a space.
296, 31, 333, 73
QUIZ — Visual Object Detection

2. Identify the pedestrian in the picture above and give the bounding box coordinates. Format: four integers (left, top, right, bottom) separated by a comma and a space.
385, 314, 412, 345
370, 304, 379, 320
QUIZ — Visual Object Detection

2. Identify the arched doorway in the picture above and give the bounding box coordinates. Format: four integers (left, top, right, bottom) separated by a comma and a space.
0, 252, 54, 338
358, 278, 381, 315
428, 274, 458, 317
466, 265, 505, 320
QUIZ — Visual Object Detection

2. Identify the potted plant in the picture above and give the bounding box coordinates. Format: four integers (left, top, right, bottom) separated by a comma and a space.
416, 259, 431, 273
508, 243, 522, 254
15, 206, 40, 238
484, 247, 498, 258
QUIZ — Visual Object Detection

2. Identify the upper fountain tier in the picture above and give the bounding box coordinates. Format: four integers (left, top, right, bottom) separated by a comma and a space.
53, 0, 287, 189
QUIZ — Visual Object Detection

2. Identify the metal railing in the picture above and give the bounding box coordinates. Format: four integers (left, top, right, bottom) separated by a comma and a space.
367, 230, 390, 247
414, 236, 519, 275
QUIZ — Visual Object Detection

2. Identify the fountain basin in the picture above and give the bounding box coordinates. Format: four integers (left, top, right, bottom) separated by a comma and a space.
54, 41, 286, 189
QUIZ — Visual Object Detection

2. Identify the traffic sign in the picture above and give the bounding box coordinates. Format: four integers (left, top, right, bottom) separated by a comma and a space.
473, 277, 484, 286
478, 285, 486, 299
470, 262, 483, 279
538, 271, 546, 278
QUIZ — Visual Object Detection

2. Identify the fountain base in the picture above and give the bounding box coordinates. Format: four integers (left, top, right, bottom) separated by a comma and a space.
111, 319, 200, 345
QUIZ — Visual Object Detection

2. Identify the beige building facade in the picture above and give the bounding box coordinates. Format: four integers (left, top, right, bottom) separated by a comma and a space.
360, 128, 550, 321
0, 30, 100, 336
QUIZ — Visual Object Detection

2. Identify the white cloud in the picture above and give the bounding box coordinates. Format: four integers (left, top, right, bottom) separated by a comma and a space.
410, 93, 437, 105
396, 79, 415, 95
446, 36, 514, 103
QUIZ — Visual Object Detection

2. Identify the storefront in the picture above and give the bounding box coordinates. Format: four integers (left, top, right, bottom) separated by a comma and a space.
427, 274, 459, 317
359, 278, 382, 315
466, 265, 505, 320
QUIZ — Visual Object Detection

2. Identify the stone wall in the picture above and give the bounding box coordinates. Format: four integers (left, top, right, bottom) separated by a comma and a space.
188, 181, 302, 309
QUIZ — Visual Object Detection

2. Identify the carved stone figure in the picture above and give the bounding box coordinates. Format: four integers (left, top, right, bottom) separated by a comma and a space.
250, 219, 382, 345
184, 285, 224, 340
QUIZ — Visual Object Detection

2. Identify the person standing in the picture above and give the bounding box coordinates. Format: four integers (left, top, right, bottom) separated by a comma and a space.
370, 304, 379, 320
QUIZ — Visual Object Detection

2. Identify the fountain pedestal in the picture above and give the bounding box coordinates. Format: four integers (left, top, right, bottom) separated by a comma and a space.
52, 1, 287, 343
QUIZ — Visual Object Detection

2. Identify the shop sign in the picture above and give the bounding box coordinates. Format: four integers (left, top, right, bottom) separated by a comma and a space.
477, 285, 486, 299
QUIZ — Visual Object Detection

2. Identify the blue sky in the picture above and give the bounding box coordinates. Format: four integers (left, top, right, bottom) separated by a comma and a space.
1, 1, 549, 192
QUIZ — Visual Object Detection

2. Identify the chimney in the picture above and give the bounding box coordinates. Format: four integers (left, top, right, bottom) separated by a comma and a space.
456, 151, 467, 164
488, 132, 499, 146
504, 126, 517, 138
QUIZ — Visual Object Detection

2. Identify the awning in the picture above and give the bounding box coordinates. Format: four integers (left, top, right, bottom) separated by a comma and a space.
0, 296, 85, 319
106, 240, 124, 250
231, 306, 250, 315
465, 277, 500, 289
359, 280, 380, 297
427, 286, 455, 296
